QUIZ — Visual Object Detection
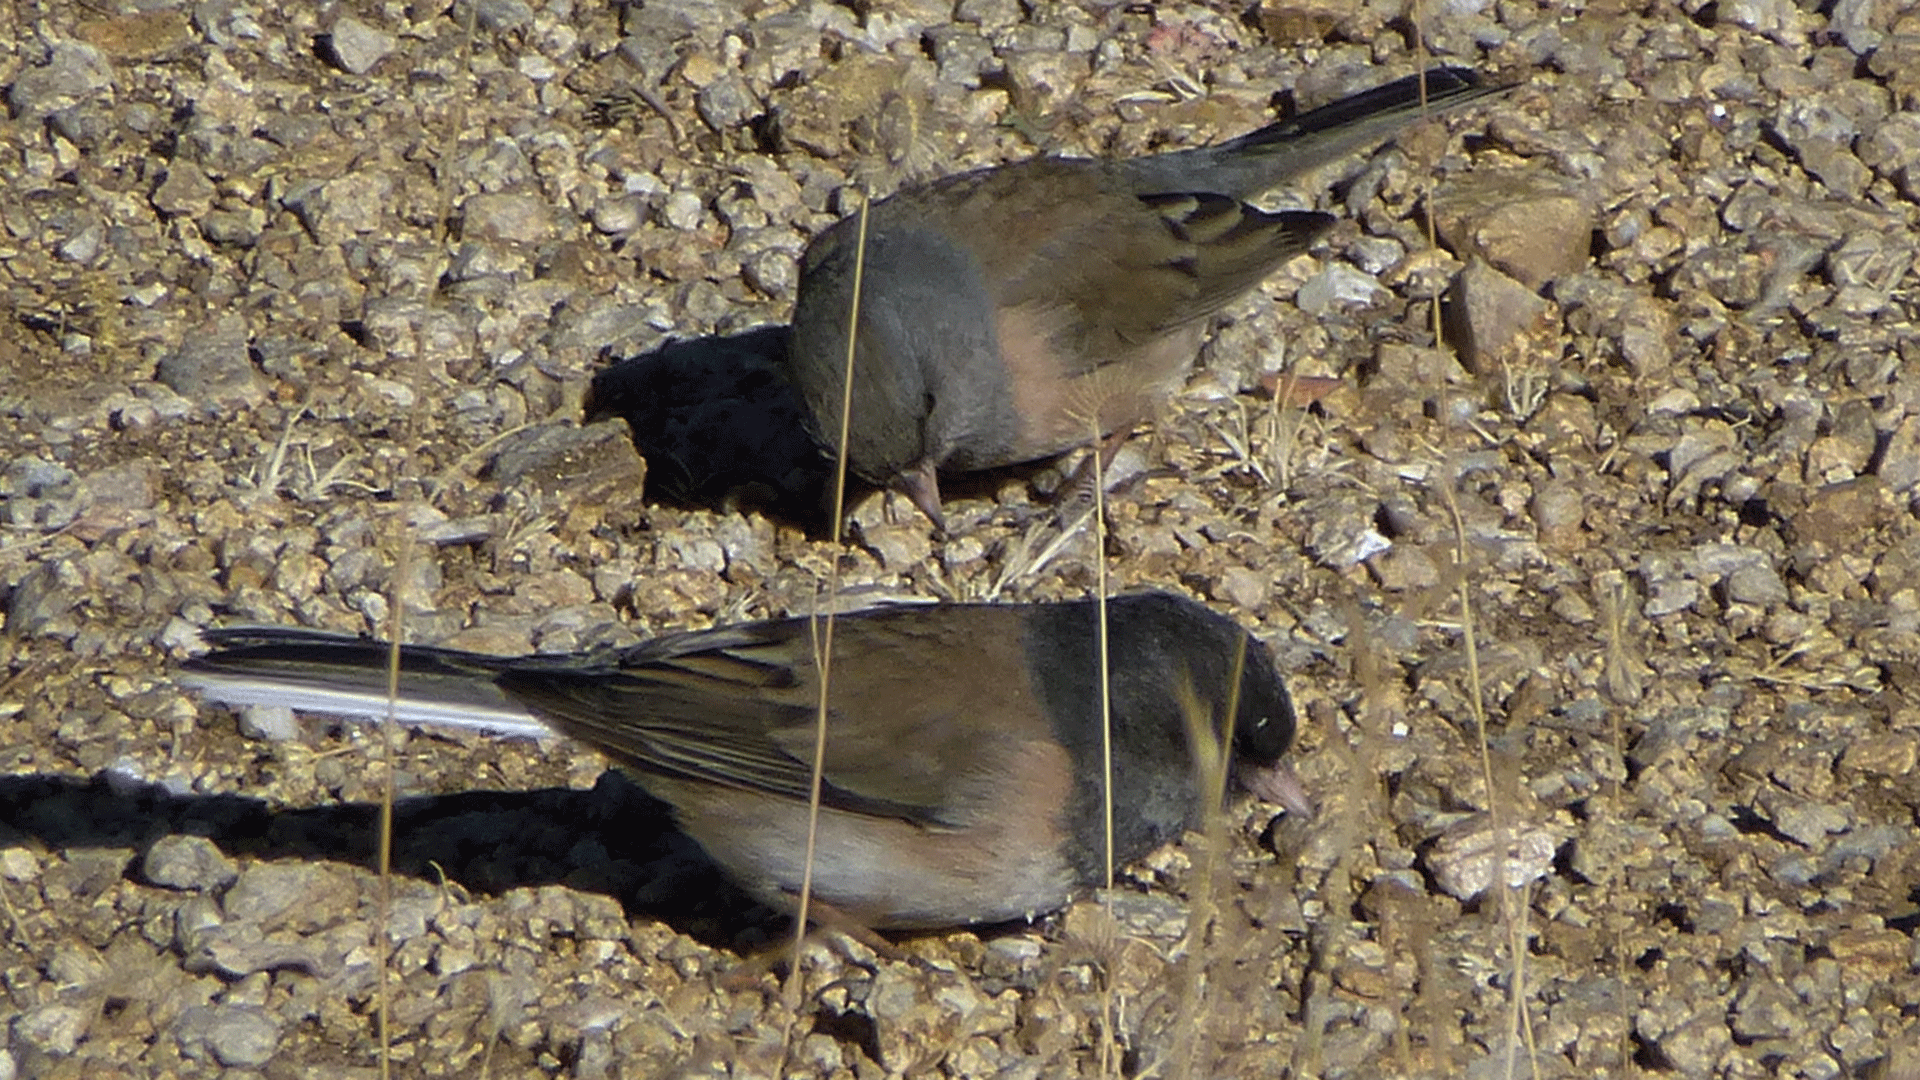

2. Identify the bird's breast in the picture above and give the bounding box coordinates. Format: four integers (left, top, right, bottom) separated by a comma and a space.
990, 305, 1204, 464
650, 737, 1079, 930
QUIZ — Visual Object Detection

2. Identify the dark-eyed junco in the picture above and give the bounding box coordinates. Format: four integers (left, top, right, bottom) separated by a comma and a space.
179, 592, 1305, 930
788, 67, 1507, 525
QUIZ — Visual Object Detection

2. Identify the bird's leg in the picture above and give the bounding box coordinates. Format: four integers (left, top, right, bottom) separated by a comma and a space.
788, 896, 900, 957
718, 898, 901, 991
1051, 428, 1135, 527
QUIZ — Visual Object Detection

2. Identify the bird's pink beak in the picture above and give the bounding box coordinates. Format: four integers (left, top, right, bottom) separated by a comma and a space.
1235, 759, 1316, 819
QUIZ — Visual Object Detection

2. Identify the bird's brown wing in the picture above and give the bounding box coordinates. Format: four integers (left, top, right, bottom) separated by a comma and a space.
899, 159, 1330, 375
494, 606, 1043, 828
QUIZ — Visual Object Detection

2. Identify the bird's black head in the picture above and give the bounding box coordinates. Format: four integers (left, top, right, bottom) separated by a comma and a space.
1229, 632, 1295, 767
1083, 591, 1296, 767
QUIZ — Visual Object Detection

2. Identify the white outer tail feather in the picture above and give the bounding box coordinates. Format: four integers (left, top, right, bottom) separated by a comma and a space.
178, 671, 557, 741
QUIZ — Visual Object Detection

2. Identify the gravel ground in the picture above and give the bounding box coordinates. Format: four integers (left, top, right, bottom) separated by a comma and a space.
3, 0, 1919, 1077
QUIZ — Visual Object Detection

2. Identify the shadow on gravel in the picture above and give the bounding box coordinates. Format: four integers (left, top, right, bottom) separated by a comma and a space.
584, 324, 836, 530
0, 769, 788, 952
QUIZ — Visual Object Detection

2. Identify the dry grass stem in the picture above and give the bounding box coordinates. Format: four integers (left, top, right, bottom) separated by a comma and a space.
786, 191, 871, 1027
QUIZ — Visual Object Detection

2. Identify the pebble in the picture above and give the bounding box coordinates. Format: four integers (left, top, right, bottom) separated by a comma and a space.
155, 314, 261, 409
7, 41, 113, 120
660, 190, 706, 230
1295, 263, 1385, 314
174, 1004, 282, 1068
323, 15, 395, 75
142, 835, 239, 892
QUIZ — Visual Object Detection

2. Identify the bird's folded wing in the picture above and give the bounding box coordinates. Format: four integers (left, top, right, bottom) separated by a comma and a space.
503, 616, 1014, 828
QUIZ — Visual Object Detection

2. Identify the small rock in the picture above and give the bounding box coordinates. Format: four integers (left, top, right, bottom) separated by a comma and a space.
1804, 400, 1877, 483
743, 248, 793, 298
323, 15, 395, 75
1445, 258, 1559, 375
1530, 481, 1585, 545
866, 963, 986, 1072
200, 208, 263, 247
55, 219, 105, 263
186, 927, 332, 980
1089, 888, 1189, 940
695, 74, 756, 133
1302, 492, 1391, 569
663, 532, 726, 574
986, 936, 1042, 968
1769, 852, 1820, 888
1211, 565, 1271, 612
142, 835, 238, 892
1295, 263, 1384, 314
1726, 563, 1789, 605
155, 314, 261, 409
151, 161, 216, 218
1824, 927, 1908, 982
1730, 977, 1798, 1041
591, 194, 646, 236
77, 460, 160, 511
1760, 798, 1850, 848
660, 190, 706, 230
174, 1004, 281, 1068
77, 9, 193, 59
237, 703, 300, 742
14, 1002, 92, 1056
462, 192, 555, 245
1557, 273, 1678, 377
7, 41, 114, 121
856, 519, 930, 570
1550, 589, 1594, 625
456, 0, 535, 33
285, 172, 396, 245
1825, 0, 1884, 52
1371, 545, 1440, 591
1838, 733, 1917, 777
1633, 993, 1734, 1074
1860, 111, 1920, 201
1790, 477, 1888, 554
2, 458, 76, 500
0, 848, 39, 882
1425, 815, 1563, 900
1258, 0, 1375, 42
924, 25, 994, 87
1639, 553, 1701, 618
488, 420, 648, 512
224, 862, 355, 932
1431, 170, 1593, 289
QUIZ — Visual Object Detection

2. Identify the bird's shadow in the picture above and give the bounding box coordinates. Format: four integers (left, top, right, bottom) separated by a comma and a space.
584, 325, 836, 530
0, 768, 792, 952
2, 764, 1093, 956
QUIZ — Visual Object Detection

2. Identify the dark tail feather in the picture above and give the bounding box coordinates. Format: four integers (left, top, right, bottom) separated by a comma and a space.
1122, 67, 1513, 199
